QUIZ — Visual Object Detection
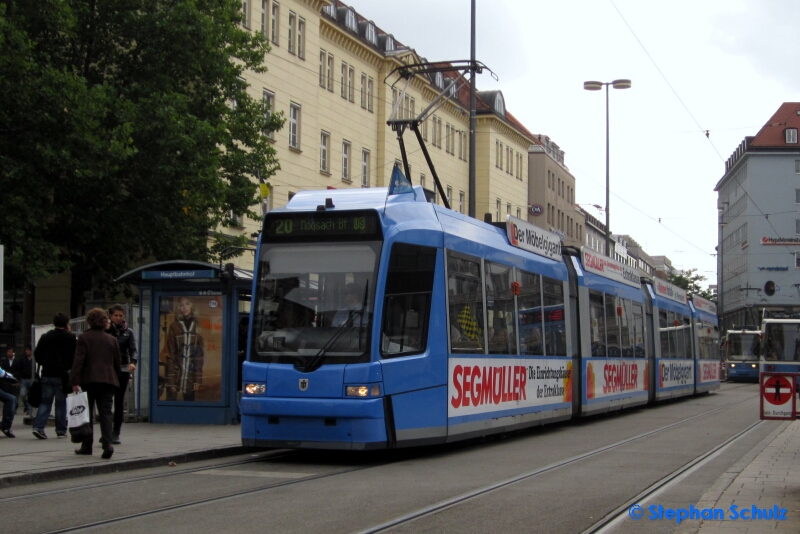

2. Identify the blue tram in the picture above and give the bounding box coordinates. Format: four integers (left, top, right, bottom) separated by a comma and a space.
723, 328, 760, 381
240, 186, 720, 450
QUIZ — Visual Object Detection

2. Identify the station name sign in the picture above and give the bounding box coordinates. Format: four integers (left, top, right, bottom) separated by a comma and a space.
580, 247, 640, 288
142, 270, 217, 280
506, 215, 562, 261
654, 279, 687, 304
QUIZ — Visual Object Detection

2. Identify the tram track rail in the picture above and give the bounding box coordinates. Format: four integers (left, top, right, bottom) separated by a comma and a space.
35, 392, 758, 533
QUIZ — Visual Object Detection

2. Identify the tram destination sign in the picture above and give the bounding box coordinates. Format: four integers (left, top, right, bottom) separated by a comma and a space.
264, 210, 382, 242
506, 215, 562, 261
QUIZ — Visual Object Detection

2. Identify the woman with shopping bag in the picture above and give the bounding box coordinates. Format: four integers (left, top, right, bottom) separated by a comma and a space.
70, 308, 121, 459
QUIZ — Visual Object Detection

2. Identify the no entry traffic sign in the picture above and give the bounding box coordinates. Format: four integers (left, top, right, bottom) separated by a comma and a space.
761, 372, 797, 420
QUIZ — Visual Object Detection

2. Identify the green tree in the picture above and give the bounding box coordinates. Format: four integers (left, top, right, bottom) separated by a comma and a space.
667, 268, 715, 300
0, 0, 283, 315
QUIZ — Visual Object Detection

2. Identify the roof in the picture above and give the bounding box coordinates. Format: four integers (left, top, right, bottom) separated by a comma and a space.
749, 102, 800, 148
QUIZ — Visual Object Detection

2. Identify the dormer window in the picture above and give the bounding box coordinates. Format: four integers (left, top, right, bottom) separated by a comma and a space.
435, 72, 443, 88
323, 4, 335, 18
385, 35, 395, 51
449, 82, 457, 96
345, 8, 357, 32
494, 93, 505, 115
365, 22, 377, 45
787, 128, 798, 144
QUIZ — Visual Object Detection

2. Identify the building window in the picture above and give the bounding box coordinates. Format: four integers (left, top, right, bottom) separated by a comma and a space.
422, 117, 428, 141
340, 62, 347, 98
320, 131, 329, 172
796, 160, 800, 174
360, 73, 367, 108
345, 8, 357, 32
287, 11, 295, 53
361, 149, 370, 187
319, 50, 325, 87
459, 191, 465, 213
796, 189, 800, 203
506, 203, 511, 219
437, 118, 443, 148
796, 219, 800, 235
447, 186, 453, 208
445, 124, 451, 154
242, 0, 250, 27
366, 23, 377, 45
262, 90, 275, 140
342, 141, 350, 181
419, 174, 426, 189
786, 128, 798, 144
289, 103, 300, 148
327, 53, 333, 92
348, 66, 355, 102
499, 143, 503, 170
297, 18, 304, 58
496, 199, 501, 222
517, 207, 521, 218
796, 252, 800, 269
367, 77, 374, 112
261, 0, 267, 36
271, 1, 279, 44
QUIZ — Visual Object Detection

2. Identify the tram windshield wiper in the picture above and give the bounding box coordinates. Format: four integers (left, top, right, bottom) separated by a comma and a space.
299, 282, 369, 373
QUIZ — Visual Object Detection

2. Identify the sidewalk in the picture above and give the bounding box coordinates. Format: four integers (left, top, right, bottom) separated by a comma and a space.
0, 418, 247, 488
691, 420, 800, 533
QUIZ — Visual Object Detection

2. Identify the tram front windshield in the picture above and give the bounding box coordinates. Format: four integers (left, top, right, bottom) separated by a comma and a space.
763, 323, 800, 361
252, 242, 380, 366
727, 333, 760, 361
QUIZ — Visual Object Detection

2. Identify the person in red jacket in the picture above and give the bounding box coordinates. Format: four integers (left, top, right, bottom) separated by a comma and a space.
70, 308, 121, 459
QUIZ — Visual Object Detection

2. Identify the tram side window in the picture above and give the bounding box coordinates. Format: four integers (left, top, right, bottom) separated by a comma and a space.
542, 277, 565, 356
448, 252, 485, 353
632, 303, 645, 357
381, 243, 436, 358
589, 291, 606, 357
485, 261, 517, 355
675, 314, 691, 359
605, 295, 622, 357
617, 297, 633, 358
518, 270, 543, 356
659, 310, 672, 358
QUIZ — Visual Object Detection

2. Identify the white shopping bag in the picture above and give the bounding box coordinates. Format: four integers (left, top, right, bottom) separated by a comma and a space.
67, 391, 90, 428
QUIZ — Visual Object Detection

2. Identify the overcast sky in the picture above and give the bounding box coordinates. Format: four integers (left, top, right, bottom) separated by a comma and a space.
344, 0, 800, 285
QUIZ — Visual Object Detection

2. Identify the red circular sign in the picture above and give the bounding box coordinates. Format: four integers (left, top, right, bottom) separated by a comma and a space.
764, 376, 793, 405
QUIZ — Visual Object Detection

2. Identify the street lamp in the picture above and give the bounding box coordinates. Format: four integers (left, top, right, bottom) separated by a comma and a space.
584, 79, 631, 257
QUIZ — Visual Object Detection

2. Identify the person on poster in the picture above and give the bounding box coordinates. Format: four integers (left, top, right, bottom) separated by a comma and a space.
164, 297, 205, 402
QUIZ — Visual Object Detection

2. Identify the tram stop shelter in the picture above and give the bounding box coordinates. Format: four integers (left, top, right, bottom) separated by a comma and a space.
116, 260, 252, 425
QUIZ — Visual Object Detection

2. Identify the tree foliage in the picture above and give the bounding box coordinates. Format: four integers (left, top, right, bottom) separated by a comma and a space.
667, 268, 715, 301
0, 0, 283, 311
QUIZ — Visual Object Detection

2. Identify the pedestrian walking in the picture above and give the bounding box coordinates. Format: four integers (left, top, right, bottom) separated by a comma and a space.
1, 348, 19, 376
70, 308, 121, 458
106, 304, 137, 444
33, 313, 77, 439
0, 366, 17, 437
17, 346, 34, 414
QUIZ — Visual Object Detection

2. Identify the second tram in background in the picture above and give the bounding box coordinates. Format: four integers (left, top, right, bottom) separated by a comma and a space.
239, 185, 721, 450
724, 328, 761, 381
760, 310, 800, 379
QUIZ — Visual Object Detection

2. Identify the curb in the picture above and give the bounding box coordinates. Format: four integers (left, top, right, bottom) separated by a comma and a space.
0, 445, 258, 489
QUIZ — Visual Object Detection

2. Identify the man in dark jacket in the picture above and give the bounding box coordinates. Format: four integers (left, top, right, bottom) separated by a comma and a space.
106, 304, 137, 444
1, 348, 19, 376
33, 313, 77, 439
17, 346, 34, 414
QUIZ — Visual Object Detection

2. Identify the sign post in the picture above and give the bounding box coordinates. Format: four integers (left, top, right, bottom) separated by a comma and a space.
760, 372, 797, 420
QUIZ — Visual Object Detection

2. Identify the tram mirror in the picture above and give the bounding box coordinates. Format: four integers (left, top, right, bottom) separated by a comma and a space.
764, 280, 775, 296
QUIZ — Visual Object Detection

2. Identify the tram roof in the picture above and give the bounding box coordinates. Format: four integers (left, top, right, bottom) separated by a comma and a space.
280, 187, 428, 212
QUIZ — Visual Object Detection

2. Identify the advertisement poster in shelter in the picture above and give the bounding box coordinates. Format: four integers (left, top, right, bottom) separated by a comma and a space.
157, 294, 224, 402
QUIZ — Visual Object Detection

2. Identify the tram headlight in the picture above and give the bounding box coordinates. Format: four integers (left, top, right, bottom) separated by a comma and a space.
244, 383, 266, 395
751, 364, 757, 368
346, 385, 381, 397
729, 363, 735, 368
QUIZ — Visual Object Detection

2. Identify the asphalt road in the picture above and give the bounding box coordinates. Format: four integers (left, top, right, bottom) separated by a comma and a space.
0, 382, 774, 534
